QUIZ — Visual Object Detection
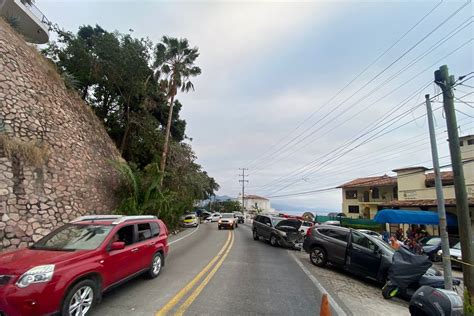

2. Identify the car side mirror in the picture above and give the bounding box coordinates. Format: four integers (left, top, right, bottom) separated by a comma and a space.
266, 222, 271, 227
110, 241, 125, 251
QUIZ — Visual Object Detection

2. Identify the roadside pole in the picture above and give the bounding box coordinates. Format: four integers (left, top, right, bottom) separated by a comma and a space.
239, 168, 249, 214
425, 94, 453, 290
434, 65, 474, 304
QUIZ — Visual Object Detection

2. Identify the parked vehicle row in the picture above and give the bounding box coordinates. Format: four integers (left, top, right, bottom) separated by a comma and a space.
0, 215, 169, 316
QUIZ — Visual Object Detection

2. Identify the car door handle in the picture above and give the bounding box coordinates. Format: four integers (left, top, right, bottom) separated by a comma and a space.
131, 248, 139, 253
149, 241, 157, 246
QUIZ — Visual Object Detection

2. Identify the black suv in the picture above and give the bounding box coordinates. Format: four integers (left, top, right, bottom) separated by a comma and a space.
303, 225, 394, 282
252, 215, 303, 249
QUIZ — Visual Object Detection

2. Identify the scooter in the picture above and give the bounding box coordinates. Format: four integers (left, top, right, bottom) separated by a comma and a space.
382, 247, 460, 300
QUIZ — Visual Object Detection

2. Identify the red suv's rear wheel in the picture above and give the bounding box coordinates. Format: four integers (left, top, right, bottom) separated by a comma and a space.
147, 252, 163, 279
62, 279, 98, 316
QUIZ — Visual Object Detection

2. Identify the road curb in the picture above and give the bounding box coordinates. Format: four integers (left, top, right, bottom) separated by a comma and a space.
289, 251, 348, 316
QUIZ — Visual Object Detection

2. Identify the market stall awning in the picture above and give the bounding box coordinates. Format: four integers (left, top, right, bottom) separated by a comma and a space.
374, 209, 458, 226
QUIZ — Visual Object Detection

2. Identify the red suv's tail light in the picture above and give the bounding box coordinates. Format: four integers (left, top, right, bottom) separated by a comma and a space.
306, 225, 314, 237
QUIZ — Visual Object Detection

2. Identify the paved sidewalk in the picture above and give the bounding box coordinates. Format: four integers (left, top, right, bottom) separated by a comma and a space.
293, 250, 409, 316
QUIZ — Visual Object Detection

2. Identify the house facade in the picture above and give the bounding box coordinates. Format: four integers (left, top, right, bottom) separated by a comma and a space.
340, 134, 474, 221
338, 175, 398, 219
236, 194, 272, 213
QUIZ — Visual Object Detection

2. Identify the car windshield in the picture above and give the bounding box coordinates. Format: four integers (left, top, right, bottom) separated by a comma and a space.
271, 218, 284, 226
31, 224, 113, 251
221, 213, 234, 218
421, 237, 441, 246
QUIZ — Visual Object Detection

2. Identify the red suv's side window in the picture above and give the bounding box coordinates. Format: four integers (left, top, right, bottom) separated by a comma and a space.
116, 225, 135, 245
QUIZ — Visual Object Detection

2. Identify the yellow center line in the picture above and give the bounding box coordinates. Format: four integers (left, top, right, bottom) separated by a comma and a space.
155, 231, 232, 316
175, 231, 235, 315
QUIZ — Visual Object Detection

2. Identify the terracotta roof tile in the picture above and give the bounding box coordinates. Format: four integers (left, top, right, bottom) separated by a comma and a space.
244, 194, 269, 201
337, 175, 397, 188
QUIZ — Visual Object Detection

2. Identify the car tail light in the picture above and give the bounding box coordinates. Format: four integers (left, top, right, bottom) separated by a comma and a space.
306, 226, 313, 237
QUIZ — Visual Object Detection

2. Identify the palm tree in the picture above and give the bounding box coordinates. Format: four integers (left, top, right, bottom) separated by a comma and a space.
154, 36, 201, 187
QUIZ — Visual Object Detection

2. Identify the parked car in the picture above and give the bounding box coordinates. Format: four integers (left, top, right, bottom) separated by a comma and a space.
218, 213, 238, 230
299, 221, 314, 235
181, 214, 199, 227
303, 225, 394, 283
252, 215, 303, 249
0, 215, 169, 316
206, 213, 222, 222
437, 242, 463, 269
233, 211, 245, 223
358, 229, 383, 240
419, 236, 459, 262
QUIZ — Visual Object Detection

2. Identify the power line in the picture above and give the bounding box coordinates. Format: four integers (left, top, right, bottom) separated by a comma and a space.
250, 17, 473, 175
243, 0, 447, 170
257, 74, 473, 195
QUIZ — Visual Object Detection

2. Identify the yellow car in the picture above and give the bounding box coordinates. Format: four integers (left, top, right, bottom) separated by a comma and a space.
181, 214, 199, 227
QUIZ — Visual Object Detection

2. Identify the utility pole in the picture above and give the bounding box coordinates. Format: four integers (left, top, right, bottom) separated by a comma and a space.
435, 65, 473, 304
425, 94, 453, 290
239, 168, 249, 214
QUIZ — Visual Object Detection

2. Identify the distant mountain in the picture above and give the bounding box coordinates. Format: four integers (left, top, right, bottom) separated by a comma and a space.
271, 202, 337, 215
214, 195, 234, 201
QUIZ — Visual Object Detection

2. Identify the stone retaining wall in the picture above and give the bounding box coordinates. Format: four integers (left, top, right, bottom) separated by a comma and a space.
0, 19, 121, 250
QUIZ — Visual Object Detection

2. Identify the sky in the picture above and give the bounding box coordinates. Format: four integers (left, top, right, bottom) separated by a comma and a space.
39, 0, 473, 212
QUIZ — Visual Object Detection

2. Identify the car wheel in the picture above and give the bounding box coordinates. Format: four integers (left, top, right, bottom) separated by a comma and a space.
382, 282, 398, 299
270, 235, 279, 247
309, 247, 327, 267
236, 223, 238, 228
61, 279, 98, 316
147, 252, 163, 279
253, 230, 259, 240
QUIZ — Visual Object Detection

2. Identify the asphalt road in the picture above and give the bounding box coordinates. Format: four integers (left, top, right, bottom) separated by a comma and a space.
91, 222, 342, 316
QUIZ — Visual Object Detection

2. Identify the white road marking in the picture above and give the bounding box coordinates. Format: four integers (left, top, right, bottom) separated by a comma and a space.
289, 251, 347, 316
168, 225, 200, 245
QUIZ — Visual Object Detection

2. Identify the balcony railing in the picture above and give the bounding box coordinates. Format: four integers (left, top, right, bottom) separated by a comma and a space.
19, 0, 51, 28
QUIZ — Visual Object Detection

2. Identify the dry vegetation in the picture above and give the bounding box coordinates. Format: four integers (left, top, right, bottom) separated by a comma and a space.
0, 134, 49, 167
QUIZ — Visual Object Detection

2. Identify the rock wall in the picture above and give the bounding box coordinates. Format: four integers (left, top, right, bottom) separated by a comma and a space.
0, 19, 121, 250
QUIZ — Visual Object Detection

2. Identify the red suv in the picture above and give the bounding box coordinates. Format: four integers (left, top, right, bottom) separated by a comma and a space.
0, 215, 169, 316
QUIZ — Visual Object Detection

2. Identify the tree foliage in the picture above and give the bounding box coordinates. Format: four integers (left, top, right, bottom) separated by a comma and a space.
43, 25, 217, 229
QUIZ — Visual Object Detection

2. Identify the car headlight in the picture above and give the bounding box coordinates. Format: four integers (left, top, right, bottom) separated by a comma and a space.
278, 231, 287, 237
457, 256, 462, 260
16, 265, 55, 288
218, 220, 222, 223
437, 250, 442, 256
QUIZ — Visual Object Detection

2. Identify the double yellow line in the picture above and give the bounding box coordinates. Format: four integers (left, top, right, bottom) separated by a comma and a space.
156, 230, 235, 316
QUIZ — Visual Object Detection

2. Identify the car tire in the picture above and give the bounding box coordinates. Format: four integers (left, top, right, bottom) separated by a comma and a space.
270, 235, 279, 247
236, 223, 238, 228
61, 279, 99, 316
309, 246, 327, 267
253, 230, 259, 240
147, 252, 163, 279
382, 282, 398, 299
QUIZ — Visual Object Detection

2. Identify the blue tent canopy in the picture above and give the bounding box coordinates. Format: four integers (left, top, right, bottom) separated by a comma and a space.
374, 209, 458, 226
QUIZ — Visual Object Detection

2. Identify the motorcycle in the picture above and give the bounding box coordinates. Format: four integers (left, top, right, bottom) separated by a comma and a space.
382, 246, 460, 300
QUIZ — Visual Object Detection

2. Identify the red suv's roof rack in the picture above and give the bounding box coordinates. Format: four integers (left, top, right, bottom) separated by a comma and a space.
72, 215, 157, 224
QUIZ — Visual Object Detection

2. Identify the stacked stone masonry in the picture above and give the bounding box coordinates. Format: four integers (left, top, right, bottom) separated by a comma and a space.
0, 19, 121, 250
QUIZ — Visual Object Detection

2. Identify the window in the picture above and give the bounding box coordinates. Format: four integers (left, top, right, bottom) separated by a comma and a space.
255, 215, 262, 223
460, 141, 463, 147
262, 217, 272, 226
468, 139, 474, 145
352, 231, 377, 251
115, 225, 135, 246
393, 186, 398, 199
371, 187, 379, 199
345, 190, 357, 199
150, 222, 160, 237
325, 229, 348, 242
137, 223, 152, 241
348, 205, 359, 214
